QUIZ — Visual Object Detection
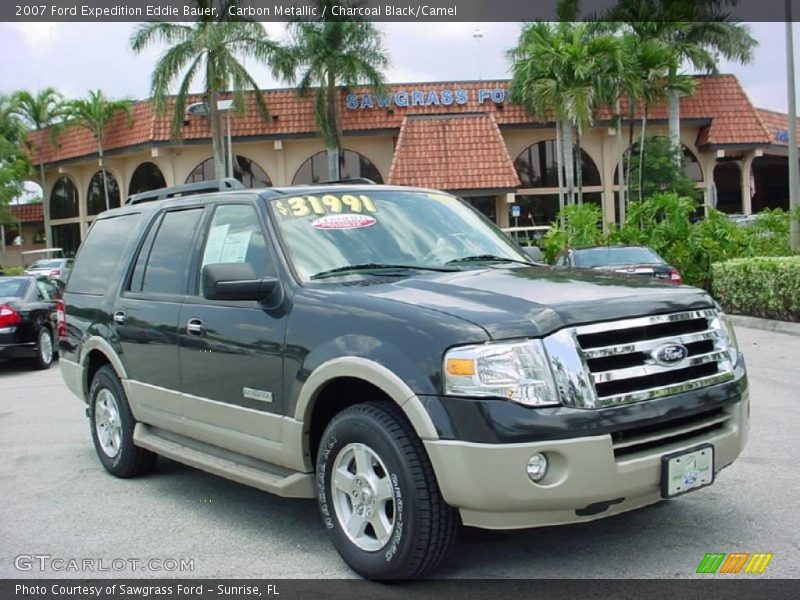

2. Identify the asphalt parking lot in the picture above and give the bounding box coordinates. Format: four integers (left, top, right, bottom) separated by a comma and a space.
0, 326, 798, 580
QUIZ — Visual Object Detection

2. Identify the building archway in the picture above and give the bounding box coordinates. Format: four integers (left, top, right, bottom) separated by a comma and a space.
751, 155, 789, 212
129, 162, 167, 196
292, 149, 383, 184
186, 155, 272, 188
50, 176, 79, 220
514, 140, 601, 188
713, 161, 742, 214
87, 170, 121, 215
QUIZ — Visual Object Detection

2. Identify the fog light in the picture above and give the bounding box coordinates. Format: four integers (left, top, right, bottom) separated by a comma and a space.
527, 453, 548, 482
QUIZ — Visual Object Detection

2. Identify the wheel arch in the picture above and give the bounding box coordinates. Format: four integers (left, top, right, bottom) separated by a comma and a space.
294, 357, 439, 471
79, 337, 128, 399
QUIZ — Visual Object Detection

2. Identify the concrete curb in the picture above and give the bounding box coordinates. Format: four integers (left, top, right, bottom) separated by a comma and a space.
729, 314, 800, 337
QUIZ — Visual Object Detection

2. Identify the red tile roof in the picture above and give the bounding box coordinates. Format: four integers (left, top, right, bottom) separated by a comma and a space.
8, 203, 44, 223
388, 113, 520, 191
27, 75, 770, 166
756, 108, 800, 146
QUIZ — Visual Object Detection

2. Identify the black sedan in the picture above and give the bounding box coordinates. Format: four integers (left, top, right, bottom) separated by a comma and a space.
0, 276, 63, 369
553, 245, 683, 284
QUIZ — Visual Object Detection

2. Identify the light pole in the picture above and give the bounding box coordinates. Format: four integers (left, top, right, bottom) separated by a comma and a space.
473, 27, 483, 81
787, 4, 800, 251
186, 99, 235, 180
217, 99, 235, 179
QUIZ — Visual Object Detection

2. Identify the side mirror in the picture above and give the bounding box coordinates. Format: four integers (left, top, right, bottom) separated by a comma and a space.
202, 263, 279, 302
522, 246, 543, 263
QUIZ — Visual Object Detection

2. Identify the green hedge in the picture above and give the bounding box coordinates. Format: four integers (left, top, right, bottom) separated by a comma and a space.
712, 257, 800, 322
0, 266, 25, 275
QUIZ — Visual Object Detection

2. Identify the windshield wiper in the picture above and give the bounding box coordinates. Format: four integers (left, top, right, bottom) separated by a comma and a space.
446, 255, 536, 266
310, 263, 457, 280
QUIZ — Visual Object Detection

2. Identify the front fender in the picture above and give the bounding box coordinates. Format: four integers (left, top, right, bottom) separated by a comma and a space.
293, 354, 439, 442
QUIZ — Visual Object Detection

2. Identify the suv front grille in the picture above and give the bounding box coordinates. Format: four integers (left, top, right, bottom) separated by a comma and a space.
544, 309, 737, 409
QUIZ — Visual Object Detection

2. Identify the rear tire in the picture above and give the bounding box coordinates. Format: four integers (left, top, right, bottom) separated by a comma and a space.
31, 327, 54, 370
316, 401, 458, 580
89, 365, 156, 478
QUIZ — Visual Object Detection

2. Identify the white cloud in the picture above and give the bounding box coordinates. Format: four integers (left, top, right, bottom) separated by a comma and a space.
11, 23, 60, 56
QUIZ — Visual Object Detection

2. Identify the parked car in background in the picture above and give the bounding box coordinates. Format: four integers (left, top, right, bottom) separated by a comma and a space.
0, 275, 63, 369
553, 245, 683, 284
24, 258, 73, 282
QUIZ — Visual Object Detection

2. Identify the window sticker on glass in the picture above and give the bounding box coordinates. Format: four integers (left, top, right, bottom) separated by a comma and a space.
202, 224, 230, 266
311, 214, 377, 231
219, 231, 252, 263
202, 224, 251, 265
273, 194, 378, 218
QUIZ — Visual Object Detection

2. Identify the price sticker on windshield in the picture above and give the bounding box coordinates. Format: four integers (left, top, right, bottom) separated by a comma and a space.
272, 194, 378, 218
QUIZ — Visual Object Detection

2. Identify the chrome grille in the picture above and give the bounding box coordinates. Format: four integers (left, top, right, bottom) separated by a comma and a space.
544, 309, 737, 409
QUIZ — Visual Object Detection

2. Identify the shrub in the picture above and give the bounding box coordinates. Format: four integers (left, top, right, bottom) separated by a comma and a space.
0, 265, 25, 275
541, 202, 604, 263
712, 257, 800, 322
624, 136, 700, 202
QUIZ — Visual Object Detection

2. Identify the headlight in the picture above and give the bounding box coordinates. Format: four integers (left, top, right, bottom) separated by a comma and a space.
711, 305, 740, 367
443, 340, 560, 407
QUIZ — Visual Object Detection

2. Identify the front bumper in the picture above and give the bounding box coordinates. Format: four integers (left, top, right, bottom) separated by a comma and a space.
424, 389, 749, 530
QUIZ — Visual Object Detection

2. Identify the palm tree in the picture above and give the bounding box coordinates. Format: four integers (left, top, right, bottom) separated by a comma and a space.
131, 4, 278, 180
10, 88, 66, 228
0, 95, 32, 238
274, 0, 389, 180
65, 90, 133, 211
509, 21, 624, 207
603, 0, 756, 157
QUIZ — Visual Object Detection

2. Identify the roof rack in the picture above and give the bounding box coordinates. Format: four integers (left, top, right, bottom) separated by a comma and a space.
125, 178, 245, 205
316, 177, 377, 185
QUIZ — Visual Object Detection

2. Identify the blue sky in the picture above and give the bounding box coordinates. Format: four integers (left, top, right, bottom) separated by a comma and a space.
0, 22, 794, 113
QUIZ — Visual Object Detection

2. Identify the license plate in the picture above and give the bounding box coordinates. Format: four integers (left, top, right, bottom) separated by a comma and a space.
661, 444, 714, 498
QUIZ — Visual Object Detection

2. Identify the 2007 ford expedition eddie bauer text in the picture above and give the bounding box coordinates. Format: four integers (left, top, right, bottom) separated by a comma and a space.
59, 180, 748, 579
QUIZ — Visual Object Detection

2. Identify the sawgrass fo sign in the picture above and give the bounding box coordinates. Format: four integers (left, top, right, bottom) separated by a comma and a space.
345, 88, 507, 110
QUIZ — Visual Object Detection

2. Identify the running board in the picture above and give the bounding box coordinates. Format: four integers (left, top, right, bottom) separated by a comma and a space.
133, 423, 315, 498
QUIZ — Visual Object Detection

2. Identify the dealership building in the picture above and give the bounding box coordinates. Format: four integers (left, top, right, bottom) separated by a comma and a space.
19, 74, 799, 258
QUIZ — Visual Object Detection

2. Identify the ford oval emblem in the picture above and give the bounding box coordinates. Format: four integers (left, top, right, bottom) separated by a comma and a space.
652, 343, 688, 365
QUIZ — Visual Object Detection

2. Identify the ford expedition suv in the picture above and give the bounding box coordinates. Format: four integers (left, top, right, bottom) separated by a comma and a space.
59, 181, 748, 579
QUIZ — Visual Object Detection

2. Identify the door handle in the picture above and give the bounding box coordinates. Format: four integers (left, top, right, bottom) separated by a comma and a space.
186, 318, 204, 335
113, 310, 126, 325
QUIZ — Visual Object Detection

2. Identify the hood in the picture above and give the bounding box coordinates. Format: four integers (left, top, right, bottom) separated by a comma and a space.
369, 265, 712, 339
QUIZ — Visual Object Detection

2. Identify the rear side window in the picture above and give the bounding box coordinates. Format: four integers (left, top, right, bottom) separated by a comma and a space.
130, 208, 204, 296
68, 214, 141, 295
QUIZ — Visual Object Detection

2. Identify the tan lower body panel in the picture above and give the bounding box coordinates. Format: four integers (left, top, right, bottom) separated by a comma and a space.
425, 396, 749, 530
133, 423, 315, 499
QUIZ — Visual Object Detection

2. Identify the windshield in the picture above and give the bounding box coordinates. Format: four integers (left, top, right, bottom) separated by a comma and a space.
268, 190, 530, 281
0, 279, 28, 298
29, 259, 62, 269
573, 246, 663, 268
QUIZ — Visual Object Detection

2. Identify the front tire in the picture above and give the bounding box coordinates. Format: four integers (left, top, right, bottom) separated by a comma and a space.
316, 401, 458, 580
32, 326, 54, 370
89, 365, 156, 478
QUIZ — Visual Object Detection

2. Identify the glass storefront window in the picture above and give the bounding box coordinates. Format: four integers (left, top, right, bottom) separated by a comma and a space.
510, 193, 602, 227
514, 141, 601, 188
87, 170, 121, 215
50, 177, 79, 220
186, 156, 272, 188
292, 150, 383, 184
129, 162, 167, 196
51, 223, 81, 257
